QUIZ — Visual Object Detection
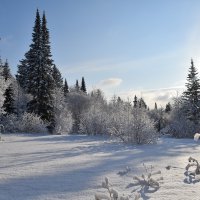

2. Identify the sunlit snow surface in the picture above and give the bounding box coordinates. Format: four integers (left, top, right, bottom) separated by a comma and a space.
0, 134, 200, 200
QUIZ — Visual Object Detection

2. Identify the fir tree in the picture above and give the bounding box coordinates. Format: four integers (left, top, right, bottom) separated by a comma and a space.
154, 102, 157, 110
183, 59, 200, 123
80, 77, 87, 93
22, 9, 55, 123
2, 59, 11, 81
64, 79, 69, 96
133, 95, 137, 108
16, 57, 29, 90
139, 98, 147, 109
75, 80, 80, 92
52, 64, 63, 88
2, 84, 16, 114
165, 102, 171, 113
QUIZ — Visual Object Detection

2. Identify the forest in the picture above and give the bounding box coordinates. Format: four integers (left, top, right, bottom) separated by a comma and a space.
0, 9, 199, 144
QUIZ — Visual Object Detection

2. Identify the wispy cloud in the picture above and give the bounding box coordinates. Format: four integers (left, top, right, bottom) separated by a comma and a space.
111, 86, 185, 108
98, 78, 122, 88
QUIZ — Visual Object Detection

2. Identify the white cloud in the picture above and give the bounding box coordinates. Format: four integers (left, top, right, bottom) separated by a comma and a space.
113, 86, 185, 109
98, 78, 122, 88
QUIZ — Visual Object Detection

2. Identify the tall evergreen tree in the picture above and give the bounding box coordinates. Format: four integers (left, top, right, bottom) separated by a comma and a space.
16, 57, 29, 90
154, 102, 158, 110
52, 64, 63, 88
2, 84, 16, 114
21, 10, 55, 123
80, 77, 87, 93
64, 79, 69, 96
183, 59, 200, 123
2, 59, 11, 81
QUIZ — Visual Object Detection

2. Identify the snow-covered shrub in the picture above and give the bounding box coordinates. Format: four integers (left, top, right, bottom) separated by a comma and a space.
168, 97, 197, 138
1, 112, 46, 133
108, 107, 157, 144
184, 157, 200, 184
79, 103, 109, 135
126, 164, 163, 198
66, 91, 91, 132
95, 177, 140, 200
53, 88, 73, 134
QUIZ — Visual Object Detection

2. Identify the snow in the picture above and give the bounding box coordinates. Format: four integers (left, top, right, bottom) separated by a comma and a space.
0, 134, 200, 199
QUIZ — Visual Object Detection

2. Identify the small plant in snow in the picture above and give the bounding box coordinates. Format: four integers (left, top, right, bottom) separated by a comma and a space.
126, 164, 163, 197
95, 177, 140, 200
184, 157, 200, 184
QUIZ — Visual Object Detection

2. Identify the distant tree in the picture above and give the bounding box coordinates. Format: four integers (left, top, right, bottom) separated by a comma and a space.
133, 95, 138, 108
182, 59, 200, 124
2, 83, 16, 114
2, 59, 11, 81
139, 98, 147, 109
52, 64, 63, 88
80, 77, 87, 93
154, 102, 158, 110
165, 102, 171, 113
75, 80, 80, 92
63, 79, 69, 96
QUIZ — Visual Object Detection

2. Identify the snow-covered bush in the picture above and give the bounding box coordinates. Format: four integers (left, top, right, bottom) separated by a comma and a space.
66, 91, 91, 132
79, 103, 109, 135
184, 157, 200, 184
1, 112, 46, 133
53, 88, 73, 134
168, 97, 197, 138
95, 177, 140, 200
108, 107, 157, 144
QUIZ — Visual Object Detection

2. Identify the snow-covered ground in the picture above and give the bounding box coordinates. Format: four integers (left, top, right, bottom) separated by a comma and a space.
0, 134, 200, 200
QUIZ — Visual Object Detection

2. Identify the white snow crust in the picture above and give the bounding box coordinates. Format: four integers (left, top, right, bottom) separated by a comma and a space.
0, 134, 200, 200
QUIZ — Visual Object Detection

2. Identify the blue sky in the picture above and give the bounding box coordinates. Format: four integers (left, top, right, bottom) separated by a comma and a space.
1, 0, 200, 107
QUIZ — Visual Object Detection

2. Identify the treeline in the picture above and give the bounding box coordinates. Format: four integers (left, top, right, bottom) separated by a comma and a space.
0, 9, 198, 143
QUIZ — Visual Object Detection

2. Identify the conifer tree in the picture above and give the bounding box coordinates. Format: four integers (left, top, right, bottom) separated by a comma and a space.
64, 79, 69, 96
16, 57, 29, 90
20, 9, 55, 123
52, 64, 63, 88
133, 95, 137, 108
183, 59, 200, 123
75, 80, 80, 92
80, 77, 87, 93
154, 102, 157, 110
2, 84, 16, 114
165, 102, 171, 113
2, 59, 11, 81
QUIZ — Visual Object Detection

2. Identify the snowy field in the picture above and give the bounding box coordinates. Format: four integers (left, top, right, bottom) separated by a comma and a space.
0, 134, 200, 200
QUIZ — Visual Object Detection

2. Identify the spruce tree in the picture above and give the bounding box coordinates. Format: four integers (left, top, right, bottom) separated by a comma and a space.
165, 102, 171, 113
2, 84, 16, 114
21, 10, 55, 123
16, 56, 29, 90
154, 102, 158, 110
52, 64, 63, 88
133, 95, 137, 108
183, 59, 200, 123
64, 79, 69, 96
80, 77, 87, 93
75, 80, 80, 92
2, 60, 11, 81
